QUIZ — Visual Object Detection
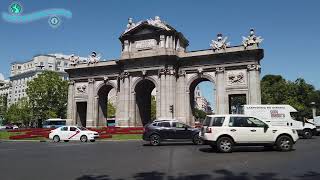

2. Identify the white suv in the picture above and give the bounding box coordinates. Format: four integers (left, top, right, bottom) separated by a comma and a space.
200, 115, 299, 153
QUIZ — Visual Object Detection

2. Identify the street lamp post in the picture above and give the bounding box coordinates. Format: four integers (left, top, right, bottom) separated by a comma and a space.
310, 102, 316, 119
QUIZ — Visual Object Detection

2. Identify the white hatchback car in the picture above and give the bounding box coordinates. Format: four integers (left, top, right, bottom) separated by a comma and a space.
49, 126, 99, 142
200, 115, 299, 153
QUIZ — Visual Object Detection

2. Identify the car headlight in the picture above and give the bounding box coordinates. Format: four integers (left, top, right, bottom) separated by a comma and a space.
292, 129, 296, 134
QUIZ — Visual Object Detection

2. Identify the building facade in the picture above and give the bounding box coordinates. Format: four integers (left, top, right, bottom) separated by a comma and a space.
7, 54, 73, 106
66, 16, 264, 127
0, 73, 10, 97
194, 86, 212, 113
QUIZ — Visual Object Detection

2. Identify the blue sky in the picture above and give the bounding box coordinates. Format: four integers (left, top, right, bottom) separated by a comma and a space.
1, 0, 319, 108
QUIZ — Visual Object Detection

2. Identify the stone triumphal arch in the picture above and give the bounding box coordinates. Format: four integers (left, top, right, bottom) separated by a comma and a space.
66, 16, 264, 127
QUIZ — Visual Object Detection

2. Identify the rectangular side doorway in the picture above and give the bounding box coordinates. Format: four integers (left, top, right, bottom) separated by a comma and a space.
229, 94, 246, 114
76, 102, 87, 127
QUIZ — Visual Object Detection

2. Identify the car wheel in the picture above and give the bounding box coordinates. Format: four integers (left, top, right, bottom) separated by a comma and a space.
276, 135, 293, 152
150, 134, 161, 146
303, 129, 312, 139
53, 135, 60, 143
90, 140, 95, 142
216, 137, 234, 153
80, 135, 88, 142
192, 135, 203, 145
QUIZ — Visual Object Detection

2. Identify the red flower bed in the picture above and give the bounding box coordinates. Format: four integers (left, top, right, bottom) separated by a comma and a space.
8, 127, 143, 140
9, 134, 44, 140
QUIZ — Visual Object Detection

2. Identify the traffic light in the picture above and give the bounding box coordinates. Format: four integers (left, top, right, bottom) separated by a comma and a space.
169, 105, 174, 113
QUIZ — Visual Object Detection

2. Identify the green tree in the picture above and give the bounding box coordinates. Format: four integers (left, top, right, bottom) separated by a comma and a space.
26, 71, 68, 124
151, 96, 156, 120
0, 95, 7, 120
4, 98, 32, 125
107, 102, 116, 118
194, 108, 207, 121
261, 74, 320, 120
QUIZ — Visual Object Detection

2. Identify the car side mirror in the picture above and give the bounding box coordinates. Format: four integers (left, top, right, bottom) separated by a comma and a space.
264, 124, 269, 129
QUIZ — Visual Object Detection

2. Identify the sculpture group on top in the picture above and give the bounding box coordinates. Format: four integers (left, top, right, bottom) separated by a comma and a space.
69, 51, 101, 66
124, 16, 171, 34
210, 33, 230, 51
242, 28, 264, 48
210, 28, 263, 51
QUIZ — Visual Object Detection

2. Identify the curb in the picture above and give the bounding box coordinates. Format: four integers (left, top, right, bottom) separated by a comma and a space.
97, 139, 142, 142
0, 139, 47, 142
0, 139, 142, 142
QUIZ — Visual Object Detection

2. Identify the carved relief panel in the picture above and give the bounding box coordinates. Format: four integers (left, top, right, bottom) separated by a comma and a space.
226, 70, 247, 87
75, 83, 88, 95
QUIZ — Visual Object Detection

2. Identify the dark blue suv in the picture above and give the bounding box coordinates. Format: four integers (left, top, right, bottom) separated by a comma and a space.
142, 120, 203, 146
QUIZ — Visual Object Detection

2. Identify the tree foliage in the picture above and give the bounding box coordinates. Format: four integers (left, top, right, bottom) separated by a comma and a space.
0, 95, 7, 117
26, 71, 68, 122
261, 75, 320, 120
107, 102, 116, 118
4, 98, 32, 125
194, 108, 207, 121
151, 96, 156, 120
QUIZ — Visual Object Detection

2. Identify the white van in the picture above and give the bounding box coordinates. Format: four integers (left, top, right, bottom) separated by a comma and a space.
243, 105, 316, 139
308, 116, 320, 135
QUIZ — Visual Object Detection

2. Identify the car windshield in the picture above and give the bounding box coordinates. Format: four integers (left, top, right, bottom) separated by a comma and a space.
78, 127, 87, 131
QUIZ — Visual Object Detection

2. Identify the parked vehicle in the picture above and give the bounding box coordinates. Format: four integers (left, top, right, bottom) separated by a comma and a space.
243, 105, 316, 139
43, 118, 66, 129
5, 124, 19, 129
143, 119, 203, 146
49, 126, 99, 142
200, 114, 299, 153
308, 116, 320, 135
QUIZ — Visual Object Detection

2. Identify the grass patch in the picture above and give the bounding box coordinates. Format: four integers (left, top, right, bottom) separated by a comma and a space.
0, 131, 24, 139
111, 134, 142, 140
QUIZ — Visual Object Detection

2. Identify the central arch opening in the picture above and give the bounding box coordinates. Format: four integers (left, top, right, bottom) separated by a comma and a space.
189, 77, 215, 124
97, 84, 116, 127
135, 79, 156, 126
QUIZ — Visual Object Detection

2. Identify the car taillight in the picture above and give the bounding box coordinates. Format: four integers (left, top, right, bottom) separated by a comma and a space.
206, 127, 212, 133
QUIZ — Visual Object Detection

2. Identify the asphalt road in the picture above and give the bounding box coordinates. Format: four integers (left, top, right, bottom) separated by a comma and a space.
0, 138, 320, 180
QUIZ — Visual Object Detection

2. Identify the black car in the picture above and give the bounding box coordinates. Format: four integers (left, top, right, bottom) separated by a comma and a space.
142, 120, 203, 146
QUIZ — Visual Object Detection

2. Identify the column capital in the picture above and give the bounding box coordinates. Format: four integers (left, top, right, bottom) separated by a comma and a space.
120, 71, 130, 80
247, 64, 261, 71
88, 78, 95, 84
68, 80, 75, 85
215, 67, 225, 73
178, 70, 186, 77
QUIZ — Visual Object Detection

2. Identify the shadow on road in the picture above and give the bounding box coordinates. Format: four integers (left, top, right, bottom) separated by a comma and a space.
199, 146, 296, 153
143, 142, 198, 146
75, 169, 320, 180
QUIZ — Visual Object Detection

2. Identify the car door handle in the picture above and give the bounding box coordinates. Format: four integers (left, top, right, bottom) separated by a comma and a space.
230, 129, 236, 132
250, 129, 256, 132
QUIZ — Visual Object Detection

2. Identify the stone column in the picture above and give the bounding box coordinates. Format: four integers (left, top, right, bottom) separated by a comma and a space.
175, 70, 186, 122
159, 69, 166, 119
93, 96, 98, 127
117, 72, 130, 127
247, 64, 261, 104
215, 67, 227, 114
67, 80, 75, 125
168, 69, 176, 119
86, 78, 95, 127
160, 35, 165, 48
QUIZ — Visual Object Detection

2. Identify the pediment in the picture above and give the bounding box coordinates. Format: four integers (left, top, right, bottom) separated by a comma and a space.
121, 22, 165, 38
